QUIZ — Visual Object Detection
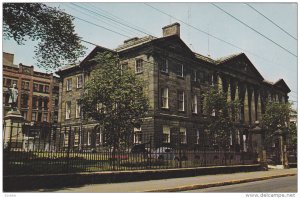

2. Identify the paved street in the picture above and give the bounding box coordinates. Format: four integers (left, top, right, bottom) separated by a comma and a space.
47, 168, 297, 192
186, 175, 297, 192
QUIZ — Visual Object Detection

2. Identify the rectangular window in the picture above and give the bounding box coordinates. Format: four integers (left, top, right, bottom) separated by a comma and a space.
37, 113, 42, 122
6, 79, 11, 87
22, 111, 28, 120
76, 100, 81, 118
39, 84, 44, 92
32, 97, 37, 109
161, 88, 169, 108
77, 75, 83, 88
160, 58, 168, 73
134, 127, 142, 144
66, 79, 72, 91
74, 128, 79, 146
121, 63, 128, 74
12, 80, 17, 86
178, 91, 185, 111
65, 101, 71, 119
192, 94, 197, 114
21, 81, 30, 90
32, 112, 37, 121
162, 126, 170, 143
196, 129, 200, 144
199, 71, 205, 83
135, 59, 143, 73
175, 63, 184, 77
33, 83, 39, 92
180, 127, 187, 144
45, 85, 49, 93
87, 132, 91, 145
43, 113, 48, 122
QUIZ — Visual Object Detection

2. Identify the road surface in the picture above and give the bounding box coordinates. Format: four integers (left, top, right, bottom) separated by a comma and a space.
186, 175, 297, 192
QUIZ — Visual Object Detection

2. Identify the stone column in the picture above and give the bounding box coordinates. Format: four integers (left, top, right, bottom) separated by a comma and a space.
251, 90, 256, 124
244, 88, 249, 124
257, 93, 262, 121
249, 121, 267, 170
274, 126, 289, 169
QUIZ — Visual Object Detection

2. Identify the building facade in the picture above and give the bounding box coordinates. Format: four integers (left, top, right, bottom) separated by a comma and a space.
3, 52, 59, 124
56, 23, 290, 151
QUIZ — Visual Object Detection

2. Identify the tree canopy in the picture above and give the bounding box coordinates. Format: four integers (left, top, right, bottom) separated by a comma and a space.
262, 102, 292, 147
3, 3, 86, 70
202, 85, 240, 150
80, 52, 149, 150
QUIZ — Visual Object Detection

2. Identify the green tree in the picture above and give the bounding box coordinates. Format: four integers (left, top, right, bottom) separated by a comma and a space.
80, 52, 149, 151
3, 3, 86, 70
202, 85, 240, 151
262, 102, 292, 148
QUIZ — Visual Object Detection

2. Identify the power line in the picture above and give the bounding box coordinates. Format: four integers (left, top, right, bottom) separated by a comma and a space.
66, 3, 140, 38
87, 2, 154, 37
73, 15, 131, 38
211, 3, 297, 58
245, 3, 297, 41
71, 3, 155, 37
144, 3, 296, 72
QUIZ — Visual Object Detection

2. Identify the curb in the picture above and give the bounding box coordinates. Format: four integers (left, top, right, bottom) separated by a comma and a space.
4, 164, 262, 191
146, 173, 296, 192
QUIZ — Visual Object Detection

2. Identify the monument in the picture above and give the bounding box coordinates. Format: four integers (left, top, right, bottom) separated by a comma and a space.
3, 83, 24, 149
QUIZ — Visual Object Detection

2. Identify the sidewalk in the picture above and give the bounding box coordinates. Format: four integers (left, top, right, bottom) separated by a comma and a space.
50, 168, 297, 192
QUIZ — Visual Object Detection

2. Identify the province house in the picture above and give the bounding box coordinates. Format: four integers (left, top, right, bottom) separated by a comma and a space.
56, 23, 290, 151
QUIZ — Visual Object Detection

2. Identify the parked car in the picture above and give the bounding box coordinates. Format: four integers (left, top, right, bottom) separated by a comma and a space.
150, 147, 187, 161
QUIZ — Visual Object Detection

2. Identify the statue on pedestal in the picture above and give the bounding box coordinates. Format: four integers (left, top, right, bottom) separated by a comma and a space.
8, 83, 18, 111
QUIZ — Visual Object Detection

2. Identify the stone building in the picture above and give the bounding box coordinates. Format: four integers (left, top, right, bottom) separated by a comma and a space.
56, 23, 290, 151
3, 52, 59, 125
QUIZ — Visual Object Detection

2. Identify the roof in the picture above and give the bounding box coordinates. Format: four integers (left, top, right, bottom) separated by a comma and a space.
194, 53, 215, 64
216, 53, 243, 64
273, 79, 291, 93
115, 36, 156, 52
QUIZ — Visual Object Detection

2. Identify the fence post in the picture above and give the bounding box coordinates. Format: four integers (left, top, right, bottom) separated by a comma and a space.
66, 126, 71, 172
149, 135, 152, 169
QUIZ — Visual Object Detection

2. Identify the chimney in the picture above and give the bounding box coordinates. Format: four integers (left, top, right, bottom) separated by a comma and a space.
3, 52, 14, 66
162, 23, 180, 37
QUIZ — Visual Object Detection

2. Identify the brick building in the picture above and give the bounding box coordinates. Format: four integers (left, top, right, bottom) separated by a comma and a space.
56, 23, 290, 151
3, 52, 59, 124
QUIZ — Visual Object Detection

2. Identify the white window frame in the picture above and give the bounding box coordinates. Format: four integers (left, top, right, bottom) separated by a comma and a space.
161, 59, 169, 73
178, 91, 185, 111
32, 112, 37, 121
87, 131, 91, 146
77, 75, 83, 88
177, 64, 184, 77
135, 59, 143, 74
196, 129, 200, 144
134, 127, 142, 144
74, 128, 79, 146
192, 94, 197, 114
66, 78, 72, 91
65, 101, 71, 119
163, 126, 170, 143
180, 127, 187, 144
161, 88, 169, 109
75, 100, 81, 118
193, 70, 197, 82
43, 113, 48, 122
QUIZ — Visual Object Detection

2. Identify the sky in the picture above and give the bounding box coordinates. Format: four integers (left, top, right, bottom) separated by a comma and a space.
2, 2, 298, 109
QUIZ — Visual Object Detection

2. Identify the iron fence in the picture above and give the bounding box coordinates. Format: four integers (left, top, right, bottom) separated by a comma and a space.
3, 122, 258, 176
